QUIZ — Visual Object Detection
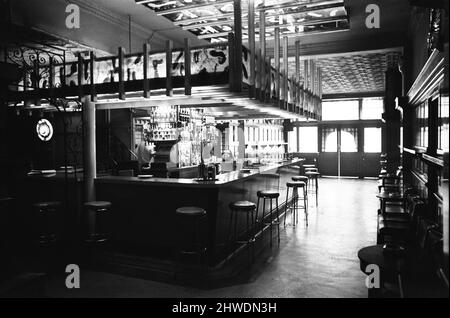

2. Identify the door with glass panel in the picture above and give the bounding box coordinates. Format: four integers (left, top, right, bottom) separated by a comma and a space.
339, 127, 360, 177
361, 127, 382, 177
321, 127, 359, 176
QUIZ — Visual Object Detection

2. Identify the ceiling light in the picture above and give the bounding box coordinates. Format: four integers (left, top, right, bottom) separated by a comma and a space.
329, 9, 338, 17
307, 12, 322, 18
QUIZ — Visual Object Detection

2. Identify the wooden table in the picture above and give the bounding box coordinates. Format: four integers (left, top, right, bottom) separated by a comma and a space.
376, 192, 405, 213
358, 245, 406, 298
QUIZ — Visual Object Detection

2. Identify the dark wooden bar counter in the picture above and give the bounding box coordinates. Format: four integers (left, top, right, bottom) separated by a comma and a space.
95, 159, 303, 266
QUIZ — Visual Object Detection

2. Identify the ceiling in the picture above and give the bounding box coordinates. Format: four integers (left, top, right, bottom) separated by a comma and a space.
135, 0, 349, 42
277, 49, 403, 95
314, 51, 402, 95
5, 0, 412, 98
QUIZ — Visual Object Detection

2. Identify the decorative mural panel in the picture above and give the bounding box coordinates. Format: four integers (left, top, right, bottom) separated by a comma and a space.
30, 44, 229, 89
191, 46, 228, 75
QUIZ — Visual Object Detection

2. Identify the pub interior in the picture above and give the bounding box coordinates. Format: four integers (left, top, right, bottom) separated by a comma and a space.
0, 0, 448, 298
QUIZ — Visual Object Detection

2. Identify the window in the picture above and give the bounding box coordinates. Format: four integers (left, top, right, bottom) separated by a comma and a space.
322, 100, 359, 121
361, 98, 383, 119
299, 126, 318, 152
438, 95, 449, 152
322, 128, 337, 152
415, 101, 428, 148
341, 128, 358, 152
364, 127, 382, 153
288, 128, 298, 152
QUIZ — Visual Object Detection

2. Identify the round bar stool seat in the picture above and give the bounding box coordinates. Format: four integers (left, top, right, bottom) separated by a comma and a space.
176, 206, 206, 217
292, 176, 308, 182
84, 201, 112, 209
229, 201, 256, 211
304, 167, 318, 173
286, 181, 306, 188
257, 190, 280, 199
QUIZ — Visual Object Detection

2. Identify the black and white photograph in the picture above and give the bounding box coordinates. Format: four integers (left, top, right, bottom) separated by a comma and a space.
0, 0, 448, 304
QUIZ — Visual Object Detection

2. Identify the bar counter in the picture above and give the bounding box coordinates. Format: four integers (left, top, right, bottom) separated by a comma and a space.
95, 159, 303, 266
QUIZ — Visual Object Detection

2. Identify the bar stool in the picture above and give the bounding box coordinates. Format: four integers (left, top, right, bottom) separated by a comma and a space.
292, 175, 308, 188
33, 201, 62, 272
84, 201, 112, 267
305, 171, 320, 205
228, 201, 257, 258
302, 164, 316, 174
256, 190, 280, 247
84, 201, 112, 243
284, 181, 308, 227
33, 201, 62, 246
292, 175, 309, 205
174, 207, 207, 268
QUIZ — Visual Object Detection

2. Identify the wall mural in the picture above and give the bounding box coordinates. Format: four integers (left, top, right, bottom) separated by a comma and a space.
49, 45, 229, 89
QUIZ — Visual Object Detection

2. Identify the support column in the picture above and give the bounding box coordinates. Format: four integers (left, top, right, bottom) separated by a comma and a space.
382, 65, 402, 173
83, 96, 96, 202
259, 7, 266, 101
274, 27, 280, 102
248, 0, 255, 98
295, 40, 300, 113
283, 36, 288, 110
233, 0, 243, 93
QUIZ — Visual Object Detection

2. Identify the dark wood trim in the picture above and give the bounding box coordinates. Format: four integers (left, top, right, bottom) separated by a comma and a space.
422, 153, 445, 167
165, 40, 173, 97
184, 38, 191, 96
118, 47, 125, 100
143, 43, 150, 98
411, 169, 428, 185
90, 51, 97, 102
403, 146, 417, 155
406, 49, 445, 107
323, 92, 385, 100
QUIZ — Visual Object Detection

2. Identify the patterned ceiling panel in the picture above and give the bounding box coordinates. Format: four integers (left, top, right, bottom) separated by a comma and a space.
282, 51, 402, 95
136, 0, 349, 42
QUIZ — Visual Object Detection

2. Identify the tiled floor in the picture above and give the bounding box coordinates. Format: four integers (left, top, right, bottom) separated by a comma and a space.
44, 178, 379, 298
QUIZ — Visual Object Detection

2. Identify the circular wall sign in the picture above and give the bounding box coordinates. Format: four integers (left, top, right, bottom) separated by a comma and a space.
36, 119, 53, 141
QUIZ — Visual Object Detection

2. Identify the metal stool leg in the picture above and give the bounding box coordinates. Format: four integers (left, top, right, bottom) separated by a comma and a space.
269, 198, 273, 247
304, 186, 308, 226
276, 197, 280, 245
284, 187, 289, 228
228, 210, 234, 248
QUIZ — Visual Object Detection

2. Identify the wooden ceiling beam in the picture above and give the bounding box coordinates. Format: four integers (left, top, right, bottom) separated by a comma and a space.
181, 14, 347, 30
259, 0, 343, 11
155, 0, 234, 16
173, 2, 344, 26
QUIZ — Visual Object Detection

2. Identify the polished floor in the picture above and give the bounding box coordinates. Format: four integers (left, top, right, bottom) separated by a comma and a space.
44, 178, 379, 298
